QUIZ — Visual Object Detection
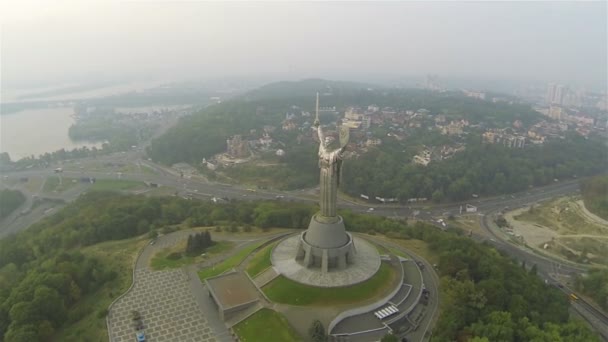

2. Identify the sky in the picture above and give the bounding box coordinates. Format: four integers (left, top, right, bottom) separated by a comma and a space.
1, 1, 606, 90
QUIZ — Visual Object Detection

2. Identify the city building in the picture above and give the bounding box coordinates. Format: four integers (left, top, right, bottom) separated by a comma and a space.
413, 149, 432, 166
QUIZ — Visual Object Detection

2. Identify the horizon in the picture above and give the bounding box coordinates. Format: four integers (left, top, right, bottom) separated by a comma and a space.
1, 1, 606, 92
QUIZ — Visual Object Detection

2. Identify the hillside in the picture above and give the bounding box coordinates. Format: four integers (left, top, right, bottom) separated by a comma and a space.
145, 79, 605, 199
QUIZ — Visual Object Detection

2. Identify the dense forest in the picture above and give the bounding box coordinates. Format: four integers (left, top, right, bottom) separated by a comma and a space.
580, 175, 608, 220
0, 189, 26, 220
575, 268, 608, 311
425, 228, 598, 341
342, 133, 606, 202
0, 191, 599, 341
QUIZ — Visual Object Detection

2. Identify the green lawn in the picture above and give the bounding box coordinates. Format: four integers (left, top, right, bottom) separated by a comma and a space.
43, 176, 78, 193
234, 308, 301, 342
150, 240, 233, 270
263, 263, 394, 306
90, 179, 143, 191
246, 241, 278, 277
54, 236, 148, 341
198, 240, 268, 280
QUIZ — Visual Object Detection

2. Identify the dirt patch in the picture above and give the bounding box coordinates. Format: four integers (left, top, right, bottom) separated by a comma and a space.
507, 198, 608, 266
506, 208, 558, 248
451, 214, 490, 238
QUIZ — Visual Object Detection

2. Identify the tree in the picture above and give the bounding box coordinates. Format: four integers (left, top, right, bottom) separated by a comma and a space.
229, 223, 239, 233
203, 231, 212, 247
308, 319, 326, 342
186, 235, 195, 256
37, 320, 55, 340
432, 189, 444, 203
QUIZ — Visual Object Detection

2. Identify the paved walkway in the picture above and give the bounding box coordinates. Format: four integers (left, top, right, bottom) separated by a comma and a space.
108, 269, 218, 342
187, 269, 234, 341
108, 229, 292, 342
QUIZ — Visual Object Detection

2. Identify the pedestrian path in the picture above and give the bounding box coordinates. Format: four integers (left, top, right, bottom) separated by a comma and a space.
253, 267, 280, 287
108, 269, 218, 342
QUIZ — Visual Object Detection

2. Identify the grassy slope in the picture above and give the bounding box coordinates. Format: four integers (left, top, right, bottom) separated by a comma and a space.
263, 263, 394, 306
246, 241, 278, 277
150, 240, 233, 270
371, 235, 439, 265
234, 308, 301, 342
54, 236, 148, 341
198, 240, 267, 280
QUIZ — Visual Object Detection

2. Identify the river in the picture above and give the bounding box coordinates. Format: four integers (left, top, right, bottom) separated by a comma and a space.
0, 107, 103, 160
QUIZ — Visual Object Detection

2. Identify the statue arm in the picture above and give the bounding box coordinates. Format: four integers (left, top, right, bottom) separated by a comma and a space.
317, 125, 325, 147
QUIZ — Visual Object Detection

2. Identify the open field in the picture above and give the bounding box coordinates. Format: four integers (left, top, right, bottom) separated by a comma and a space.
234, 308, 301, 342
509, 197, 608, 266
150, 240, 234, 270
262, 263, 395, 306
54, 236, 148, 341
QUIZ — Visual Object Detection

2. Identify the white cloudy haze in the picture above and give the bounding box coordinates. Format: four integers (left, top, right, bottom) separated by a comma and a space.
1, 1, 606, 90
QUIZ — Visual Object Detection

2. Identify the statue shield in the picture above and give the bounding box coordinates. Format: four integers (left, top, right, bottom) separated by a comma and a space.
339, 126, 350, 148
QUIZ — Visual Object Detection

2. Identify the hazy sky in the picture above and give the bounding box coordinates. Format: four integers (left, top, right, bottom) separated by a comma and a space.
1, 1, 606, 90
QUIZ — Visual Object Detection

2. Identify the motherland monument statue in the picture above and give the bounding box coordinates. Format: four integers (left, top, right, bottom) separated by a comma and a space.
314, 92, 350, 222
293, 93, 356, 272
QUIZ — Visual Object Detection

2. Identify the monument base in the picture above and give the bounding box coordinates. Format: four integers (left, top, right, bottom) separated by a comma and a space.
271, 234, 381, 287
292, 214, 355, 273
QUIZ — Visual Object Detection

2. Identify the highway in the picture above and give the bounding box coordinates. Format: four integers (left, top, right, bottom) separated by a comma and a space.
1, 154, 607, 339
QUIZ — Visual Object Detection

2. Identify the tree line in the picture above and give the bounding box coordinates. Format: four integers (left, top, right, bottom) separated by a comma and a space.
186, 231, 214, 256
342, 133, 606, 202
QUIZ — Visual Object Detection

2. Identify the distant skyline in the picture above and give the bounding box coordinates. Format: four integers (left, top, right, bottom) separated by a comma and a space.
1, 1, 606, 91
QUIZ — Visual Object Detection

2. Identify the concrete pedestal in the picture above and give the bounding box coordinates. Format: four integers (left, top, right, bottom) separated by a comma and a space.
271, 234, 381, 287
293, 214, 356, 273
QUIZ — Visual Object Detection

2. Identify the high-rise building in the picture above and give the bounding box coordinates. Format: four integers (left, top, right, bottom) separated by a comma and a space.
546, 83, 556, 105
546, 83, 569, 106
